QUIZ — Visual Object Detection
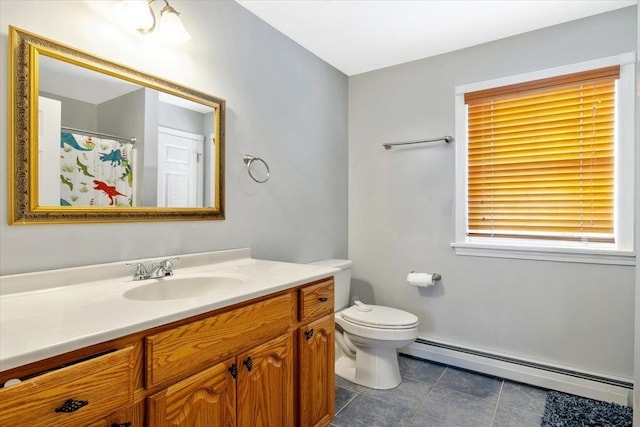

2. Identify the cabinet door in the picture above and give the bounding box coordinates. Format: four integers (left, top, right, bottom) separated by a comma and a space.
147, 359, 236, 427
85, 400, 144, 427
299, 314, 335, 427
237, 333, 294, 427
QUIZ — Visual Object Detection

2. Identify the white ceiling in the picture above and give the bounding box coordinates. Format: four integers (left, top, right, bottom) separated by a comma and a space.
235, 0, 637, 76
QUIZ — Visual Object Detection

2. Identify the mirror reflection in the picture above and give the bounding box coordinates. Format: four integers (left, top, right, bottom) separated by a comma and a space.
38, 55, 216, 208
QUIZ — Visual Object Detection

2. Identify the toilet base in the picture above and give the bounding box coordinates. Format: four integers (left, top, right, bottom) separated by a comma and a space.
335, 345, 402, 390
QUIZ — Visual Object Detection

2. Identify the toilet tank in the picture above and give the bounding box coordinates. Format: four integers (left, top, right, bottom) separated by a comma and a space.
309, 259, 352, 311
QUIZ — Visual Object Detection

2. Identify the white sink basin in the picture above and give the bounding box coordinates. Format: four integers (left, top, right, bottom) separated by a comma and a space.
123, 275, 245, 301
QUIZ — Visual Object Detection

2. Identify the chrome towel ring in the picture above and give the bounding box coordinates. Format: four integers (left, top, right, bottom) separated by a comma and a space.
243, 155, 270, 183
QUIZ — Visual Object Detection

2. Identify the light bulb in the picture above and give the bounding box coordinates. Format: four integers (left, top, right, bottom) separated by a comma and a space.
117, 0, 154, 33
157, 8, 191, 44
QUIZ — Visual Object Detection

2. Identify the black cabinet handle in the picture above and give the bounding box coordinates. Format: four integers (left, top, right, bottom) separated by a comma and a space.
305, 329, 314, 340
243, 356, 253, 372
111, 423, 132, 427
318, 297, 328, 302
228, 363, 238, 379
55, 399, 88, 413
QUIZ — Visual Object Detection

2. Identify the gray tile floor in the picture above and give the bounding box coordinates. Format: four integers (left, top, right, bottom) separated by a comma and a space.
331, 355, 548, 427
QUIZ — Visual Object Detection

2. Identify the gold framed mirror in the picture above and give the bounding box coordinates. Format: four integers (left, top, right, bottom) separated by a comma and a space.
8, 26, 225, 224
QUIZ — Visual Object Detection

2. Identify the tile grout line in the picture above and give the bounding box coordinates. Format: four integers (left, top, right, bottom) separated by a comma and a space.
433, 366, 447, 387
334, 385, 360, 417
425, 368, 503, 408
495, 387, 550, 420
410, 366, 450, 426
489, 380, 505, 427
405, 410, 418, 427
411, 371, 443, 425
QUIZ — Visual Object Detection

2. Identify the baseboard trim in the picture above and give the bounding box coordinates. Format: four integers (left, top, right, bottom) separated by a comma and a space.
401, 339, 633, 406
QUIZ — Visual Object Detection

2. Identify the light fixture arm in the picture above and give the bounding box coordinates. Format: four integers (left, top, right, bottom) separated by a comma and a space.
137, 0, 180, 34
133, 0, 191, 43
137, 0, 157, 34
160, 0, 181, 17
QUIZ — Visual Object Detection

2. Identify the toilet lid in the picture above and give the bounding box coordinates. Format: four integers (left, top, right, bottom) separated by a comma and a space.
341, 304, 418, 329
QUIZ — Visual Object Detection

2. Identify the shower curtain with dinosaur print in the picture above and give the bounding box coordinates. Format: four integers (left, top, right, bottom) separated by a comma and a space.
59, 132, 136, 207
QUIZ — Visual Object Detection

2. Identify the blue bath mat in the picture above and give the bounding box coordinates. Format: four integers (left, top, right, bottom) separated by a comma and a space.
540, 391, 632, 427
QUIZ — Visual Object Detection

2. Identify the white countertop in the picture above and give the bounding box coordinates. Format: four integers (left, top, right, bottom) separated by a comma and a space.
0, 248, 337, 372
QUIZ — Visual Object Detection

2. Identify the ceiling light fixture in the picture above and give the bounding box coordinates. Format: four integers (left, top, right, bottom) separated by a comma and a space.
120, 0, 191, 45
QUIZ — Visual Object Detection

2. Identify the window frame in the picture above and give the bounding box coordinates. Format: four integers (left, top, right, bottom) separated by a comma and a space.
452, 53, 636, 266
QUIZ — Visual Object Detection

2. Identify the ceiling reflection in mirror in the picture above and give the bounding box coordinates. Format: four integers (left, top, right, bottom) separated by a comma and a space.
8, 26, 225, 223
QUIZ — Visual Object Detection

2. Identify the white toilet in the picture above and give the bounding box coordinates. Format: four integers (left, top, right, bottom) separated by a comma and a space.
311, 259, 419, 390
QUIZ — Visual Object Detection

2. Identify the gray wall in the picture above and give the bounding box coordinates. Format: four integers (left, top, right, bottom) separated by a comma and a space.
98, 88, 146, 145
98, 88, 147, 206
348, 7, 637, 380
0, 0, 348, 273
158, 101, 206, 134
40, 91, 98, 131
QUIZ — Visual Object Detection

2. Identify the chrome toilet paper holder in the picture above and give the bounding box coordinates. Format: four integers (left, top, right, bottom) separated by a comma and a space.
410, 271, 442, 281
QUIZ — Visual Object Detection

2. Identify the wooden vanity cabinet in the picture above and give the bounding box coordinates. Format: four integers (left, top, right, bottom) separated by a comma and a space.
0, 277, 335, 427
145, 279, 333, 427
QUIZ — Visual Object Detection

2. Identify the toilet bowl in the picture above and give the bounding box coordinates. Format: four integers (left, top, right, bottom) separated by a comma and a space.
310, 259, 419, 390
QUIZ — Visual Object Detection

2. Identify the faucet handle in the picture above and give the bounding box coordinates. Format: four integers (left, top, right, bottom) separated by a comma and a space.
161, 257, 180, 270
152, 257, 180, 277
126, 262, 149, 280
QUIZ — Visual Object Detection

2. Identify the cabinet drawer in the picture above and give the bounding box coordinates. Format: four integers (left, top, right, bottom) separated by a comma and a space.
0, 346, 134, 427
299, 279, 334, 322
146, 292, 295, 388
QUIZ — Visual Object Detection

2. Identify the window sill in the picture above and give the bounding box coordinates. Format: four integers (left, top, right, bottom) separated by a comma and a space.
450, 242, 635, 266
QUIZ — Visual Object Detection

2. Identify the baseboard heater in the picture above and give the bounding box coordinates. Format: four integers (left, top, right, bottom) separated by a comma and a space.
402, 338, 633, 406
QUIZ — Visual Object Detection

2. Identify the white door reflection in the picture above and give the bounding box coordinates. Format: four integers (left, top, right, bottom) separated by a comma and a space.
157, 127, 204, 207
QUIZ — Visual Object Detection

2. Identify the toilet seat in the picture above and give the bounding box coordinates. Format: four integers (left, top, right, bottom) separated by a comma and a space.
335, 305, 418, 341
340, 304, 418, 330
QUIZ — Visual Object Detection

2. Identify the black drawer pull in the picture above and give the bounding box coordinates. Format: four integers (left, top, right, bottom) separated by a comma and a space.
111, 423, 132, 427
318, 297, 328, 302
243, 356, 253, 372
305, 329, 314, 340
228, 363, 238, 379
55, 399, 88, 413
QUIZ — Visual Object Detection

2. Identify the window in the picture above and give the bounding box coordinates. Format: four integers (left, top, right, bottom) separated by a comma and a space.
453, 54, 635, 265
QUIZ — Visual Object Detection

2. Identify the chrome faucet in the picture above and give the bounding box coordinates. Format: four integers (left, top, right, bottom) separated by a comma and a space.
150, 257, 180, 279
126, 257, 180, 281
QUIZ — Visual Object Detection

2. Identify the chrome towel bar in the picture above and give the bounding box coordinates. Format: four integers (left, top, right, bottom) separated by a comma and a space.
382, 135, 453, 150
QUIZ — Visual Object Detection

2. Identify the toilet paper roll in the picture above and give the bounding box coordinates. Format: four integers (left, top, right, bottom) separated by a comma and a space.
407, 272, 436, 288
